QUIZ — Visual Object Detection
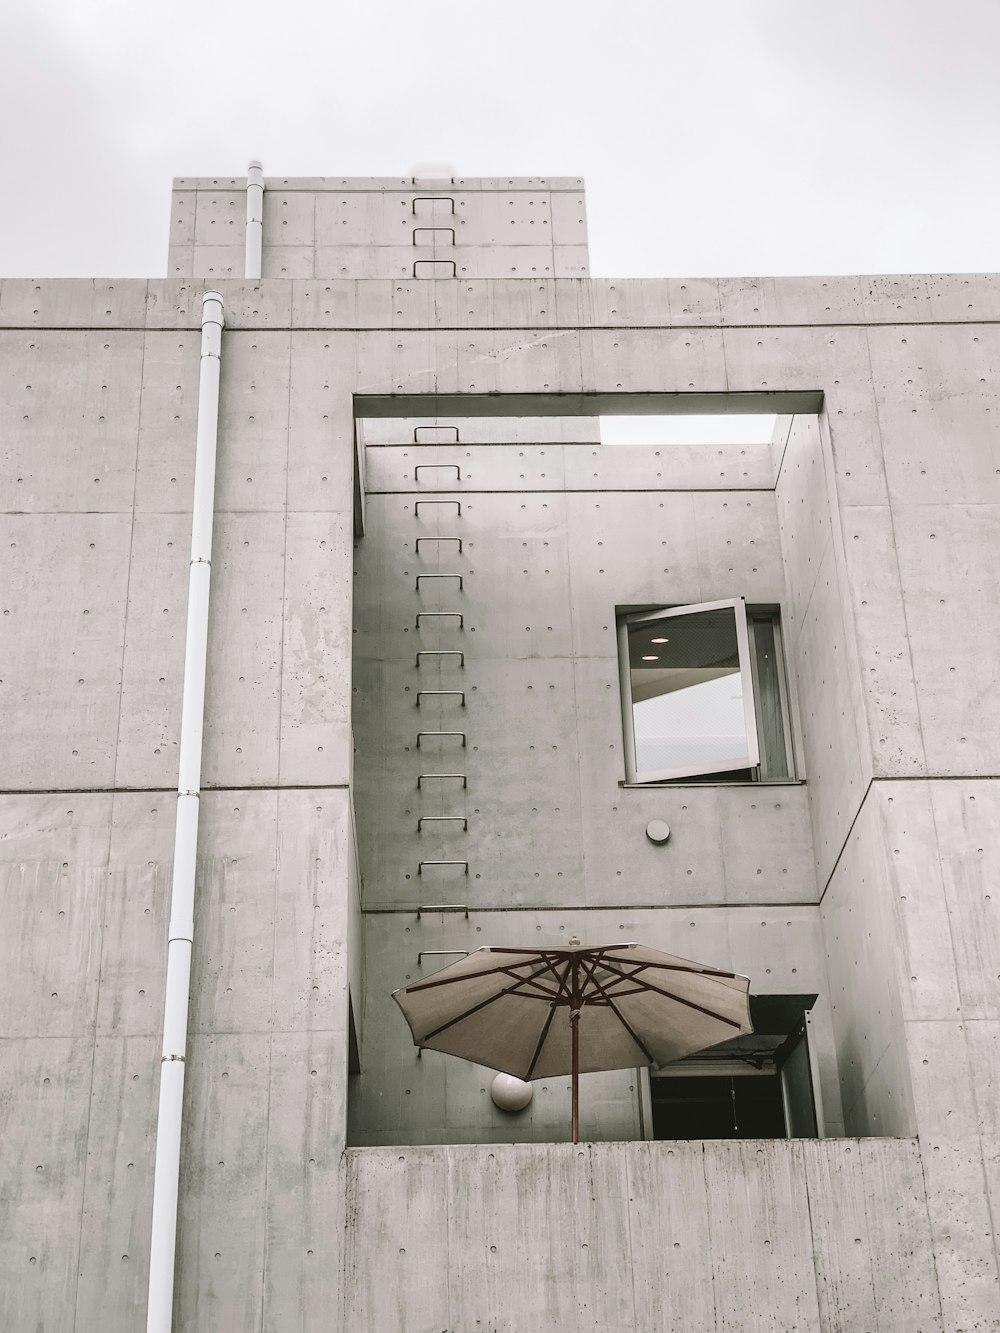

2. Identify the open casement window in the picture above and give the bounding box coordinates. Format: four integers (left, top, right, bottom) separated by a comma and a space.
618, 598, 791, 783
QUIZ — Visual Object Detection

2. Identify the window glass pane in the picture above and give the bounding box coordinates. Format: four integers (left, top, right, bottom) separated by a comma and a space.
751, 617, 789, 779
628, 606, 752, 776
779, 1031, 818, 1137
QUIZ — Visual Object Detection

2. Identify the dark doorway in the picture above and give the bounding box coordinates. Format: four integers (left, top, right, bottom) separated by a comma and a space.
649, 994, 820, 1140
652, 1070, 786, 1139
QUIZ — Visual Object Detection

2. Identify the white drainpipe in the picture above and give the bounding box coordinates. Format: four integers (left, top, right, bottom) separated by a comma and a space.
146, 290, 225, 1333
245, 160, 264, 279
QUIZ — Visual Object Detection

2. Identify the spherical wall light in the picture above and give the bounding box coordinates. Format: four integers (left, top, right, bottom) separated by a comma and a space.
491, 1072, 534, 1112
645, 819, 671, 845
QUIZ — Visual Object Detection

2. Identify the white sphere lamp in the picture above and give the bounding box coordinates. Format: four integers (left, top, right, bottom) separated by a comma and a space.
491, 1072, 534, 1112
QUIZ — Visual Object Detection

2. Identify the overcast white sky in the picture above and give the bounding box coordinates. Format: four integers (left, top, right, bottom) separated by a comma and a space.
1, 0, 997, 281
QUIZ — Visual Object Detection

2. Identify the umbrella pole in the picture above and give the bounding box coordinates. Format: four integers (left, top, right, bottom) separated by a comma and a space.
570, 1006, 580, 1144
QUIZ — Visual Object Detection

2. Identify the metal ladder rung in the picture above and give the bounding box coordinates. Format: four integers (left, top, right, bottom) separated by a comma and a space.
415, 612, 463, 629
415, 500, 461, 516
415, 464, 461, 481
412, 229, 457, 249
416, 904, 469, 918
416, 732, 466, 748
416, 537, 462, 553
417, 773, 467, 788
418, 816, 468, 830
416, 690, 465, 707
411, 197, 456, 216
417, 950, 469, 964
413, 259, 457, 279
416, 650, 464, 668
418, 860, 469, 875
416, 574, 463, 591
414, 425, 459, 443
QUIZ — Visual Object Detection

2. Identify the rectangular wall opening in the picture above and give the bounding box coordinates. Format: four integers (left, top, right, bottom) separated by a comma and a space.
349, 393, 835, 1149
600, 413, 778, 446
650, 995, 822, 1140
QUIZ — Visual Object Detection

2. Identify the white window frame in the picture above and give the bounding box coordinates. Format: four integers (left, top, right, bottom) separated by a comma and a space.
744, 610, 796, 782
618, 597, 761, 783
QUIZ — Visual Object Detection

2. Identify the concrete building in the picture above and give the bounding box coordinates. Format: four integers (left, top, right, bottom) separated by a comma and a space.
2, 167, 1000, 1330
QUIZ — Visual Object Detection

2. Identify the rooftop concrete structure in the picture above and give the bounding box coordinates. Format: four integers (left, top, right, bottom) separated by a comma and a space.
2, 169, 1000, 1329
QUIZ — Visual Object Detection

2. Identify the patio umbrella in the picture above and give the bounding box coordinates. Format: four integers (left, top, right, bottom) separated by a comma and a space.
392, 938, 752, 1142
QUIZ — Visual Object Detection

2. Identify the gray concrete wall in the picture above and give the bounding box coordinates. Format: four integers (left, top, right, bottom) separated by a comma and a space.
4, 249, 1000, 1327
1, 788, 353, 1329
351, 459, 813, 913
821, 779, 1000, 1323
768, 308, 1000, 1324
1, 326, 355, 792
168, 176, 589, 281
345, 1139, 943, 1331
840, 314, 1000, 1313
1, 303, 358, 1326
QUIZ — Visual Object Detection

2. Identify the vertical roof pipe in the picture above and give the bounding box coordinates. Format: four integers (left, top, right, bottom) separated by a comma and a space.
146, 291, 224, 1333
245, 159, 264, 279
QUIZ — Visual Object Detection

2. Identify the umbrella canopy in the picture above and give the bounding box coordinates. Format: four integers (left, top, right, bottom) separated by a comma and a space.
392, 939, 752, 1141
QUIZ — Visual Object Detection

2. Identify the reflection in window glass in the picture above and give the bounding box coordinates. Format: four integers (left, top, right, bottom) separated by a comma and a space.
780, 1029, 818, 1137
628, 606, 753, 777
750, 616, 789, 780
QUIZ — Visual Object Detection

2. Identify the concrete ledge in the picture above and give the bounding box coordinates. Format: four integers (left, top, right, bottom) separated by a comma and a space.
344, 1138, 942, 1331
2, 277, 998, 331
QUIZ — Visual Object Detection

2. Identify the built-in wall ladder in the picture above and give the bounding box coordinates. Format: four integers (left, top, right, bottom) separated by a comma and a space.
412, 468, 470, 912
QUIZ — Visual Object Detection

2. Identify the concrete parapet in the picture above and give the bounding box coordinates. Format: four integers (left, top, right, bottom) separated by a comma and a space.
345, 1139, 942, 1330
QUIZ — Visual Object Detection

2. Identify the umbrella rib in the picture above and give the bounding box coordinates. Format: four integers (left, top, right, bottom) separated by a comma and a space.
623, 959, 741, 981
579, 957, 658, 1004
579, 951, 605, 992
585, 972, 650, 1001
522, 954, 571, 1078
602, 994, 655, 1064
418, 988, 517, 1044
415, 960, 559, 1042
600, 966, 747, 1029
404, 956, 558, 994
479, 946, 632, 957
600, 957, 744, 992
524, 1002, 559, 1080
582, 964, 649, 1003
525, 954, 570, 1077
497, 966, 564, 1001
